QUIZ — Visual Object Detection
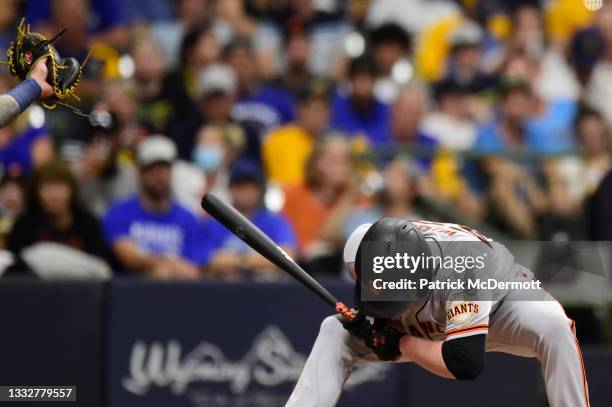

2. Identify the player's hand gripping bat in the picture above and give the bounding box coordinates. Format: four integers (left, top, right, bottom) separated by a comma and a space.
201, 192, 355, 320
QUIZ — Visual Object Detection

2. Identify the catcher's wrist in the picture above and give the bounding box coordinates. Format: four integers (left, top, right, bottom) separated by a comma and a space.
7, 78, 41, 112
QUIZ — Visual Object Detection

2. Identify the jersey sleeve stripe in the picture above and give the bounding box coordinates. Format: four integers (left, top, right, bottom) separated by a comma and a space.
445, 324, 489, 338
569, 319, 590, 406
550, 296, 589, 406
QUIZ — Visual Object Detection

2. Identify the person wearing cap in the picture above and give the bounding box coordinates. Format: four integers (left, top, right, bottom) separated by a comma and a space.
169, 63, 239, 161
446, 21, 486, 84
330, 56, 391, 147
440, 19, 501, 100
102, 135, 204, 278
201, 159, 297, 279
262, 80, 332, 186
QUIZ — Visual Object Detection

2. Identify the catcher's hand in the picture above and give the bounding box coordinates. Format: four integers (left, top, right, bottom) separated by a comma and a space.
342, 312, 403, 361
30, 58, 53, 99
6, 18, 86, 110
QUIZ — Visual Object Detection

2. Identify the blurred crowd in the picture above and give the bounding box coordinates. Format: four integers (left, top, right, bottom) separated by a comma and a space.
1, 0, 612, 283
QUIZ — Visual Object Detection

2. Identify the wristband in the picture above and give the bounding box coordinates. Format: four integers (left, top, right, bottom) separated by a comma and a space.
7, 78, 42, 112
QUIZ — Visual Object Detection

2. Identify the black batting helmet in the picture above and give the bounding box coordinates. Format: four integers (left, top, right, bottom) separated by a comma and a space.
353, 217, 433, 318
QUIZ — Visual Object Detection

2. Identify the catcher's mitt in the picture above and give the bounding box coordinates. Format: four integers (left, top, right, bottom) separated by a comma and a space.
5, 18, 90, 113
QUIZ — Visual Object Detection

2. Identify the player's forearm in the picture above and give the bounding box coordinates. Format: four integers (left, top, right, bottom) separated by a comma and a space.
0, 94, 21, 128
0, 78, 42, 128
399, 336, 455, 379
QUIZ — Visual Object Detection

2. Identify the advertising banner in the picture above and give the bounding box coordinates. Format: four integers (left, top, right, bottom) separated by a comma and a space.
108, 280, 402, 407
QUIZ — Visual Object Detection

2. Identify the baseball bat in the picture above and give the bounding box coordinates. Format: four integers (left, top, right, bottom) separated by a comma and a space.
201, 192, 354, 319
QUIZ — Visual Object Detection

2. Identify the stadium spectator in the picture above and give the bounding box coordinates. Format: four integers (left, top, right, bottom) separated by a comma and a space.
508, 5, 546, 58
503, 53, 577, 151
26, 0, 128, 48
202, 159, 297, 279
444, 20, 499, 93
163, 23, 222, 141
0, 122, 54, 177
282, 135, 357, 275
343, 159, 421, 237
388, 85, 446, 187
173, 123, 244, 215
482, 156, 548, 238
0, 0, 19, 52
78, 82, 140, 216
225, 37, 295, 136
262, 80, 332, 186
41, 0, 109, 96
0, 174, 25, 247
421, 78, 477, 151
131, 32, 173, 134
331, 56, 391, 147
586, 4, 612, 123
538, 108, 612, 242
6, 160, 109, 272
576, 108, 612, 195
554, 107, 612, 213
269, 28, 318, 99
170, 63, 240, 159
102, 136, 204, 278
509, 5, 581, 102
474, 76, 574, 154
369, 22, 411, 102
572, 107, 612, 239
389, 84, 436, 150
588, 166, 612, 240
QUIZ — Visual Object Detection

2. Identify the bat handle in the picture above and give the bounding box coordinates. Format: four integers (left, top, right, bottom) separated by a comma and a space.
335, 302, 356, 320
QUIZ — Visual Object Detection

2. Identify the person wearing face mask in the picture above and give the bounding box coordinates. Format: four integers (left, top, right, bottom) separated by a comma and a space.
171, 123, 244, 216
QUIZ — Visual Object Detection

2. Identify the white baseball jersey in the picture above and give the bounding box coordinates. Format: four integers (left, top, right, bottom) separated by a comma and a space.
394, 220, 504, 342
287, 220, 590, 407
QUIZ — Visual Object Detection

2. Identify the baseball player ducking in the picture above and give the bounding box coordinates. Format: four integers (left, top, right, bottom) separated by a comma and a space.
287, 217, 589, 407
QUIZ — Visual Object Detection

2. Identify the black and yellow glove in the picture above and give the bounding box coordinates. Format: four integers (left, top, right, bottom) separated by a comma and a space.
6, 18, 87, 111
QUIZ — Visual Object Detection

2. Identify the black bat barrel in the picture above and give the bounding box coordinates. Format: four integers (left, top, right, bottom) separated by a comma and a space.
201, 193, 339, 308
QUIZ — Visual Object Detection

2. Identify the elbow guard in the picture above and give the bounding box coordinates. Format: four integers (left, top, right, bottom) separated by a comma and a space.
441, 334, 485, 380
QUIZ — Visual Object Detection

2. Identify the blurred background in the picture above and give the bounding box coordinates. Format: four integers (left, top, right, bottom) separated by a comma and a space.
0, 0, 611, 406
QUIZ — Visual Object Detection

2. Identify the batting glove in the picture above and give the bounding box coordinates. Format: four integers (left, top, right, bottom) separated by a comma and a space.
342, 313, 403, 361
